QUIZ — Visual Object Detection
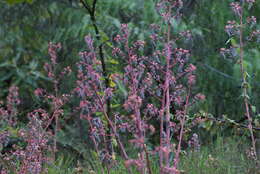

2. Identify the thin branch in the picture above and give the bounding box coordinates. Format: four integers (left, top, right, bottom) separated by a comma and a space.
79, 0, 92, 14
238, 8, 257, 159
90, 83, 129, 160
79, 0, 113, 155
199, 63, 260, 87
144, 144, 153, 174
174, 86, 191, 168
201, 63, 236, 80
207, 116, 260, 131
92, 0, 98, 16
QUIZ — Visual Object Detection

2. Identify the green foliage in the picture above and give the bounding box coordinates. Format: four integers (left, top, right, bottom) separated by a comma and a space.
187, 0, 260, 121
38, 136, 259, 174
44, 155, 76, 174
1, 0, 259, 117
5, 0, 34, 5
1, 1, 260, 172
180, 136, 258, 174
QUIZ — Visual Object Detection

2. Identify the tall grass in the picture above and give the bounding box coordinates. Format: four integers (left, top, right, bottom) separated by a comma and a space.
43, 136, 258, 174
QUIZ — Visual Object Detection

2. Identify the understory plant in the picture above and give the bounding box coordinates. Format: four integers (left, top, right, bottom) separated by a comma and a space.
75, 0, 205, 173
7, 0, 260, 173
0, 87, 51, 174
220, 0, 259, 161
0, 42, 71, 174
35, 42, 71, 159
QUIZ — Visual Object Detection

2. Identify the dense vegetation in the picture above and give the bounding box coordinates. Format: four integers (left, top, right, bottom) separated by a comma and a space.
0, 0, 260, 173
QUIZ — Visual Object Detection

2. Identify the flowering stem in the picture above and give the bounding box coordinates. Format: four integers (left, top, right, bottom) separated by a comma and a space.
85, 112, 105, 174
238, 9, 257, 160
80, 0, 113, 154
159, 88, 166, 168
174, 86, 191, 168
165, 6, 172, 167
92, 87, 134, 174
144, 144, 153, 174
92, 86, 129, 160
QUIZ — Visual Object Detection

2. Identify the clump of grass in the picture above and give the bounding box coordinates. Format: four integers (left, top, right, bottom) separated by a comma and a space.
44, 155, 76, 174
180, 136, 259, 174
45, 135, 258, 174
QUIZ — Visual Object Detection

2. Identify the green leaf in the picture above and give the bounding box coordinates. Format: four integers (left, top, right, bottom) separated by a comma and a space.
30, 71, 50, 81
5, 0, 23, 5
95, 112, 103, 116
225, 38, 232, 45
105, 41, 113, 48
0, 62, 14, 68
16, 69, 26, 79
251, 105, 256, 113
115, 79, 128, 99
240, 93, 250, 99
29, 60, 38, 70
230, 38, 238, 47
5, 0, 33, 4
0, 72, 14, 81
112, 138, 117, 147
0, 143, 3, 152
111, 104, 120, 108
202, 120, 213, 131
108, 58, 119, 65
100, 31, 109, 44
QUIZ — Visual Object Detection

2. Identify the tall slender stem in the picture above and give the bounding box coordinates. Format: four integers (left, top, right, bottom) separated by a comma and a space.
79, 0, 113, 154
174, 87, 191, 168
159, 86, 166, 168
164, 6, 172, 167
238, 9, 257, 160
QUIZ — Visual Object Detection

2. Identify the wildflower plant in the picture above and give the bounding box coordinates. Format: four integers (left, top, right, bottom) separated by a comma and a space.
220, 0, 259, 160
75, 0, 204, 173
75, 35, 129, 165
0, 86, 20, 127
35, 42, 71, 159
0, 89, 51, 174
0, 86, 21, 173
0, 40, 73, 173
15, 109, 51, 174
